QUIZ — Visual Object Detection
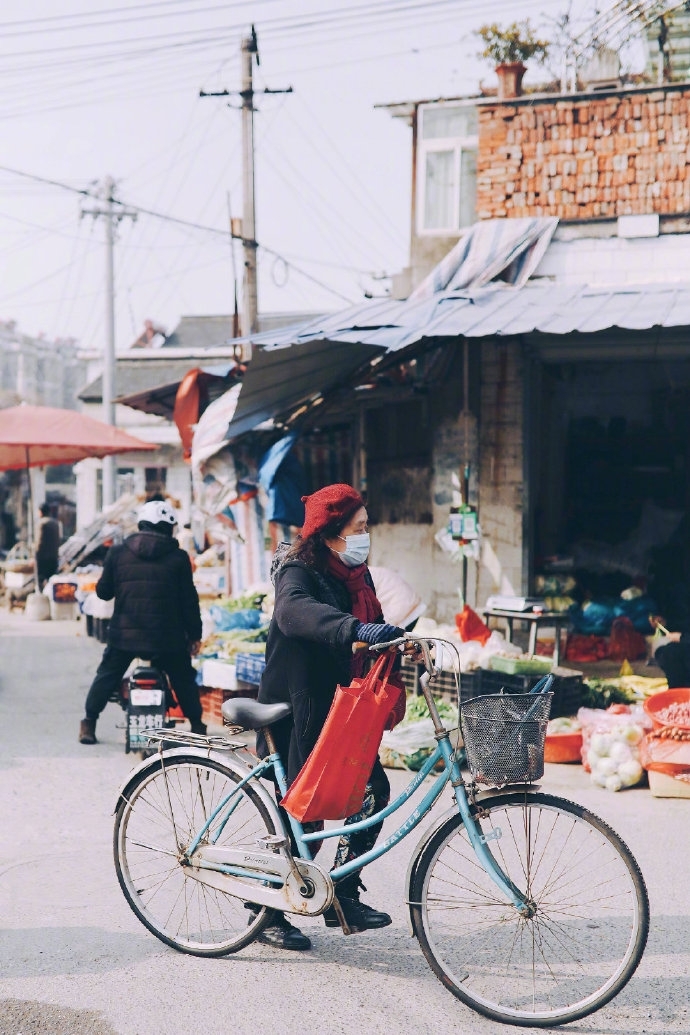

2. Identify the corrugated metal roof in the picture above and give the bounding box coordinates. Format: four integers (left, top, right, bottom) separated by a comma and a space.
237, 282, 690, 353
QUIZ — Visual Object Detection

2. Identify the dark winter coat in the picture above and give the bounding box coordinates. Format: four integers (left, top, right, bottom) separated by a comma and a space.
36, 516, 60, 562
96, 531, 202, 656
257, 557, 380, 785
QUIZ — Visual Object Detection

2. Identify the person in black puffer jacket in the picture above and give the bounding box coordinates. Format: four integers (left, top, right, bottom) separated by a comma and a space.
250, 483, 406, 953
78, 499, 205, 745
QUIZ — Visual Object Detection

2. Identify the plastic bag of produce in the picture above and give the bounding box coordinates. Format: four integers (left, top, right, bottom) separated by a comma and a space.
608, 616, 647, 661
640, 731, 690, 777
578, 703, 651, 790
380, 719, 439, 771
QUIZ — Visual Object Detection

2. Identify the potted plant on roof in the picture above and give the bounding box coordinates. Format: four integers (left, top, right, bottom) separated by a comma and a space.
476, 20, 550, 99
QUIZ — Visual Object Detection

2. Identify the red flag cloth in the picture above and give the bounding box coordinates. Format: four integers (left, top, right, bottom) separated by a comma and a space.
455, 604, 491, 645
281, 652, 405, 822
173, 368, 204, 462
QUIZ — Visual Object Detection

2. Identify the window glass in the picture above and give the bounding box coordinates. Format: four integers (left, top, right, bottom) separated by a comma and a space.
459, 149, 478, 228
423, 150, 455, 231
421, 105, 478, 140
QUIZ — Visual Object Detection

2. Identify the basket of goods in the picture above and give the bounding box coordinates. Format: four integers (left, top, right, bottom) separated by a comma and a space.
544, 716, 582, 763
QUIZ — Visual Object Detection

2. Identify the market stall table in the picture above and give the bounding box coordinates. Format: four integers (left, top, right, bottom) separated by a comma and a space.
481, 608, 570, 667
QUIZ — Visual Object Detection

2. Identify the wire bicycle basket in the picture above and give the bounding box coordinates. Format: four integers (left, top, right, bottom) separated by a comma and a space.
461, 691, 553, 786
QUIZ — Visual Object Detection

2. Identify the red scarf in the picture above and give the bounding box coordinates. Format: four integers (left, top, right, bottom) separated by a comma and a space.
326, 553, 382, 624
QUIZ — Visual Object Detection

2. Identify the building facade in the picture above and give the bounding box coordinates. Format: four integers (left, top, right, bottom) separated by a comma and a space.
373, 77, 690, 619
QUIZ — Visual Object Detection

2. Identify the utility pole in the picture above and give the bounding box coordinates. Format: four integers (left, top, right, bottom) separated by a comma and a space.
241, 29, 259, 344
82, 177, 137, 507
201, 27, 292, 359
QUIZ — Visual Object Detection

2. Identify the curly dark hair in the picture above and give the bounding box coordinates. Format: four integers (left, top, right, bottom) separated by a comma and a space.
288, 515, 350, 571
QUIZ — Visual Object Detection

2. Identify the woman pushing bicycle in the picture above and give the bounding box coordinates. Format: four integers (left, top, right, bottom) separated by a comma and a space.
254, 483, 406, 951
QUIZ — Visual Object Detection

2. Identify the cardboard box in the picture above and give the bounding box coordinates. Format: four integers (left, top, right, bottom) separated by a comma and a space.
201, 659, 237, 691
648, 769, 690, 798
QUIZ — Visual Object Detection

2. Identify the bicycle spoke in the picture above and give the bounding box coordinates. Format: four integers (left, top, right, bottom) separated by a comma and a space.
412, 792, 648, 1026
115, 757, 275, 956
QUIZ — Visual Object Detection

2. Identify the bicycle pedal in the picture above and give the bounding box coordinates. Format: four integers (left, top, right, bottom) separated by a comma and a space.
257, 834, 288, 851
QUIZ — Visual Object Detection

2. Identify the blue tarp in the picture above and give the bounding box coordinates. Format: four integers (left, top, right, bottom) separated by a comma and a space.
258, 433, 306, 528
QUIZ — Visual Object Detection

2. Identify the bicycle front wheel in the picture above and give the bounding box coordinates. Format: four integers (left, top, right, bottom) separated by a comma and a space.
410, 792, 648, 1027
114, 755, 276, 956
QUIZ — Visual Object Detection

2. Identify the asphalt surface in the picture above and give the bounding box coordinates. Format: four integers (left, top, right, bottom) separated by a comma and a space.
1, 610, 689, 1035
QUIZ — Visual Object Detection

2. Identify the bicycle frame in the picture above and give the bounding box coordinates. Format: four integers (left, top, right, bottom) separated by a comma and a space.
184, 669, 530, 914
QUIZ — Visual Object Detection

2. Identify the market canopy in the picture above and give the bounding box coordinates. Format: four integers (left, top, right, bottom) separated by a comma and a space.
0, 403, 156, 470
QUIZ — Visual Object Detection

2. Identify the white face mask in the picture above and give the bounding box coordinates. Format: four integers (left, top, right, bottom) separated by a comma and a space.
337, 532, 370, 567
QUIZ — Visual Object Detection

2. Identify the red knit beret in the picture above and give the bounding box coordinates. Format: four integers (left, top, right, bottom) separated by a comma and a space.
301, 483, 364, 539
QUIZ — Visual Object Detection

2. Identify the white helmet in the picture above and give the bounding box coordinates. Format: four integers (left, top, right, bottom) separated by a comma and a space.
138, 500, 177, 527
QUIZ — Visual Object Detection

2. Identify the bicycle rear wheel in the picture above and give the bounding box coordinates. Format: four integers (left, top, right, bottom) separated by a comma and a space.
410, 791, 648, 1027
114, 755, 276, 956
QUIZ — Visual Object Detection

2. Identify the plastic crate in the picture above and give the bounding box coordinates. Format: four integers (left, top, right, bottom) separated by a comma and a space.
477, 667, 583, 719
234, 652, 266, 686
400, 661, 480, 703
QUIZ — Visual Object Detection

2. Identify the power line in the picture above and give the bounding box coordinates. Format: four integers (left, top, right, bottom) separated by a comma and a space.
0, 0, 531, 65
0, 1, 279, 37
0, 0, 252, 29
0, 164, 357, 310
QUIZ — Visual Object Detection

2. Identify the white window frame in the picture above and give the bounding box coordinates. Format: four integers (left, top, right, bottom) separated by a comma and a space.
417, 103, 478, 236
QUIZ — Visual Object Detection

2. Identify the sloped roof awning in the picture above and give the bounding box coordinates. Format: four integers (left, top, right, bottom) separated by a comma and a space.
224, 338, 386, 441
116, 363, 236, 418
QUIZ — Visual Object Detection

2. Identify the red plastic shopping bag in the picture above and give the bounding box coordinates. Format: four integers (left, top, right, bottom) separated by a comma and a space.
281, 653, 405, 822
455, 604, 491, 645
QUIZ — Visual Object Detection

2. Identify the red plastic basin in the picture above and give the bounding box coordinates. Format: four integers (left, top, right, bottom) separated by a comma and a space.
643, 688, 690, 731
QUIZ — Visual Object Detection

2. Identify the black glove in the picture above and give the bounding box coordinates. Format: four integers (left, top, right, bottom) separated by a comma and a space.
355, 622, 406, 645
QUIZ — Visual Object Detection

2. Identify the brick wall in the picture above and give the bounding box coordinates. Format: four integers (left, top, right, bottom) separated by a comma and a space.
476, 85, 690, 221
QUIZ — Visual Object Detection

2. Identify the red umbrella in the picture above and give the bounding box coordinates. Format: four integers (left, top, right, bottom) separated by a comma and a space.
0, 403, 155, 470
0, 404, 156, 558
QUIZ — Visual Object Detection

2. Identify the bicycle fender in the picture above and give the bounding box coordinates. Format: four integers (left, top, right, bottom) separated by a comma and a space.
113, 747, 284, 833
404, 805, 461, 936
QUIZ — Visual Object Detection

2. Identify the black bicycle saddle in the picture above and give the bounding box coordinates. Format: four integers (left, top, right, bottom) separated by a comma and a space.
221, 697, 292, 731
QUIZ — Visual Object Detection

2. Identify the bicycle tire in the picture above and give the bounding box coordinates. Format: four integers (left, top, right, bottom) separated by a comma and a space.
114, 755, 276, 957
410, 791, 648, 1027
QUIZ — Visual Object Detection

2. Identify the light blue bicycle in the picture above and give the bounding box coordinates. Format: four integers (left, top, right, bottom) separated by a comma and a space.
113, 637, 649, 1028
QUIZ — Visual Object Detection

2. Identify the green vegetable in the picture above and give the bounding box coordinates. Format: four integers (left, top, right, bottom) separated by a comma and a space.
581, 679, 638, 710
403, 695, 458, 726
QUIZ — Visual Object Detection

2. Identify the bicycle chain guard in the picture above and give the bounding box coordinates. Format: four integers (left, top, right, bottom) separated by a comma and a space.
185, 850, 334, 916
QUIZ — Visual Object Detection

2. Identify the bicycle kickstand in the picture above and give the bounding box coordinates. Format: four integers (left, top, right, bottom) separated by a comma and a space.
329, 895, 352, 936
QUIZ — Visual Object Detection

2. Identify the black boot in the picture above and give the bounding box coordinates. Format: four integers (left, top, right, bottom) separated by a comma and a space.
324, 877, 391, 932
246, 905, 311, 951
190, 721, 207, 736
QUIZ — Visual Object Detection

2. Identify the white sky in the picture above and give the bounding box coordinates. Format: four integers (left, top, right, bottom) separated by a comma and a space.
0, 0, 645, 352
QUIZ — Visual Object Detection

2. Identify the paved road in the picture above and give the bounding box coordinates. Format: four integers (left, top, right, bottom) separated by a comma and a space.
0, 612, 689, 1035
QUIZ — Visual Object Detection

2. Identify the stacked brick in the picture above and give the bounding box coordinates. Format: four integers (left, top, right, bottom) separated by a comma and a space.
476, 85, 690, 221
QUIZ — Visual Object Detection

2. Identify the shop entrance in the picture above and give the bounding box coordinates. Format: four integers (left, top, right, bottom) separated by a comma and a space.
533, 357, 690, 603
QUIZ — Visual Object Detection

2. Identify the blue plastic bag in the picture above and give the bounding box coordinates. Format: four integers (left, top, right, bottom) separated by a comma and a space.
209, 606, 265, 632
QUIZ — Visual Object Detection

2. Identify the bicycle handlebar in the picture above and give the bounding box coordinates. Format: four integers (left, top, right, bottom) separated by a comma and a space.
353, 635, 441, 678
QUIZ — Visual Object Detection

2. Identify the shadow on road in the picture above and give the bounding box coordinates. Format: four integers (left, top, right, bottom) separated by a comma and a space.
0, 925, 161, 978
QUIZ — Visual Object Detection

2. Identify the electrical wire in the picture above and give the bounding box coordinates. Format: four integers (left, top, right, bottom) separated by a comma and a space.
0, 1, 279, 38
281, 97, 406, 252
0, 0, 260, 29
